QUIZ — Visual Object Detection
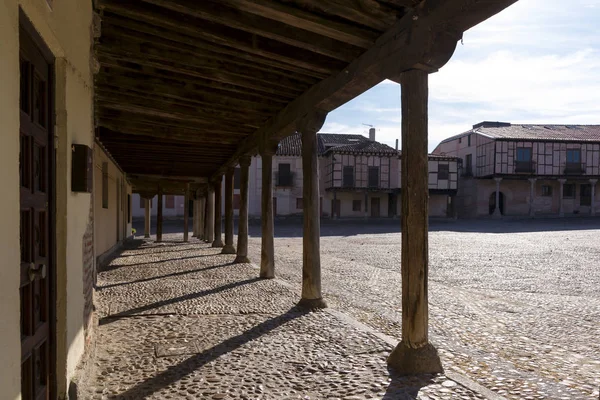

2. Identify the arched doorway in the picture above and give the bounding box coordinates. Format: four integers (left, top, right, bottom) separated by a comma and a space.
489, 192, 505, 215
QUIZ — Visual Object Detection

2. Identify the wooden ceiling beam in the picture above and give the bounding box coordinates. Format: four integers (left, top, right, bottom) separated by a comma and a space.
98, 0, 342, 74
212, 0, 517, 179
96, 60, 294, 104
217, 0, 379, 47
97, 13, 328, 81
140, 0, 364, 62
96, 34, 310, 95
281, 0, 399, 30
96, 87, 278, 119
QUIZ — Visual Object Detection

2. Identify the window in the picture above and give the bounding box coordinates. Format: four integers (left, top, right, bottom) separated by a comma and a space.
102, 162, 108, 209
368, 166, 379, 188
541, 185, 552, 197
166, 195, 175, 209
563, 183, 575, 199
467, 134, 471, 146
234, 167, 241, 189
566, 149, 581, 163
438, 164, 449, 180
458, 137, 462, 144
352, 200, 361, 211
343, 166, 354, 187
516, 147, 532, 162
296, 198, 303, 209
277, 163, 292, 186
465, 154, 472, 176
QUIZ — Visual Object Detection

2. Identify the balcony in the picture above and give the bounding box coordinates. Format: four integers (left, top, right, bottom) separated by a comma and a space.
514, 160, 536, 173
275, 171, 295, 187
564, 162, 586, 174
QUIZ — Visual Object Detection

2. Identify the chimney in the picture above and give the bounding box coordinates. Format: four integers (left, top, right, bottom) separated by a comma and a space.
395, 139, 399, 150
369, 127, 376, 141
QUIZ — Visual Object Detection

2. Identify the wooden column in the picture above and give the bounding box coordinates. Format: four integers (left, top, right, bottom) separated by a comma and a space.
192, 194, 198, 238
183, 183, 190, 242
144, 198, 151, 238
156, 188, 163, 242
558, 179, 566, 217
591, 179, 597, 216
206, 185, 215, 243
259, 143, 276, 278
333, 190, 337, 219
529, 178, 536, 218
198, 196, 205, 240
212, 178, 223, 247
235, 156, 252, 263
222, 168, 236, 254
298, 111, 327, 309
387, 69, 442, 374
493, 178, 502, 218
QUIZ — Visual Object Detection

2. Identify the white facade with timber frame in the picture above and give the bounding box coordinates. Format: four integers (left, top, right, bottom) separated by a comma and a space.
434, 122, 600, 218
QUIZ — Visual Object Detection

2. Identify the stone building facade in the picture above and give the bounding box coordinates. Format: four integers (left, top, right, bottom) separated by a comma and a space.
433, 122, 600, 218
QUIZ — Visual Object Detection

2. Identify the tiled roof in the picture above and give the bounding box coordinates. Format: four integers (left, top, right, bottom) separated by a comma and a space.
476, 124, 600, 141
276, 132, 395, 156
439, 123, 600, 144
397, 151, 460, 161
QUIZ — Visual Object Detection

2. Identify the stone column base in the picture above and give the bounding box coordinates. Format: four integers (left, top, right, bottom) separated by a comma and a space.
144, 234, 150, 239
297, 297, 328, 310
233, 255, 251, 264
387, 342, 443, 375
221, 245, 236, 254
211, 239, 224, 248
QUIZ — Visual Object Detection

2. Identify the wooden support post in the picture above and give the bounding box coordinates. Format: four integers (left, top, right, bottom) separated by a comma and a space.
206, 185, 215, 243
259, 144, 276, 278
235, 156, 252, 263
212, 177, 224, 247
183, 183, 190, 242
559, 179, 566, 217
591, 179, 597, 216
298, 111, 328, 309
387, 69, 442, 374
144, 198, 151, 238
222, 167, 236, 254
493, 178, 502, 218
198, 195, 206, 240
529, 178, 536, 218
157, 188, 163, 242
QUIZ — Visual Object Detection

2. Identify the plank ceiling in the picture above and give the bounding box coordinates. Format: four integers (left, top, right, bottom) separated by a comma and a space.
93, 0, 516, 183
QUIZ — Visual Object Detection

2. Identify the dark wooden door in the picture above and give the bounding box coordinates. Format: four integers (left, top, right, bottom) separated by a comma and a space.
273, 196, 277, 216
371, 197, 380, 217
20, 26, 53, 400
331, 199, 341, 217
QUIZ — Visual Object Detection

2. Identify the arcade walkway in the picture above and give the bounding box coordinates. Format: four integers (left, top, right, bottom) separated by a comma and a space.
78, 234, 485, 399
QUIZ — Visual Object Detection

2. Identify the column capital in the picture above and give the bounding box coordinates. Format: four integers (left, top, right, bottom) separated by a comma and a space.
589, 179, 598, 185
239, 155, 252, 167
494, 177, 502, 183
225, 166, 235, 176
558, 178, 567, 184
297, 109, 328, 135
210, 174, 223, 186
259, 139, 279, 157
528, 177, 537, 182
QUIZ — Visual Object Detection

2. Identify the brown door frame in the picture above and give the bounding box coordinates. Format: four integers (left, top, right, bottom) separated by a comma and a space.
19, 9, 57, 399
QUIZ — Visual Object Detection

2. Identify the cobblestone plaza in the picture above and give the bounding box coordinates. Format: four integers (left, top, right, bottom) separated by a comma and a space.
86, 219, 600, 399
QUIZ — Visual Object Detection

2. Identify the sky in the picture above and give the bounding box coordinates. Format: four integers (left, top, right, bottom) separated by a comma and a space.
320, 0, 600, 152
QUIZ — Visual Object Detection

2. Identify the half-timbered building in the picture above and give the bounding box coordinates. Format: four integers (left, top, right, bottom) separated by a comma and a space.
434, 122, 600, 218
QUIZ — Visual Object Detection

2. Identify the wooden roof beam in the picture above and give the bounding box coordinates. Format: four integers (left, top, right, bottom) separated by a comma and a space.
217, 0, 380, 47
212, 0, 518, 179
98, 0, 343, 74
140, 0, 365, 61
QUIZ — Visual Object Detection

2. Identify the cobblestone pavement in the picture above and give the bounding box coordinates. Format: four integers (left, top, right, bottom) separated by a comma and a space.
244, 218, 600, 400
84, 236, 485, 399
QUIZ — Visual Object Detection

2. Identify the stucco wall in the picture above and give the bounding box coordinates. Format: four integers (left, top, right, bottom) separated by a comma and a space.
0, 1, 97, 397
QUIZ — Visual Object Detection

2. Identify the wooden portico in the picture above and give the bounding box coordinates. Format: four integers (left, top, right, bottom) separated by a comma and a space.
93, 0, 517, 374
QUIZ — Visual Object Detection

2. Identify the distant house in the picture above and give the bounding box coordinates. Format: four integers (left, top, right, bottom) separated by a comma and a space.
433, 121, 600, 217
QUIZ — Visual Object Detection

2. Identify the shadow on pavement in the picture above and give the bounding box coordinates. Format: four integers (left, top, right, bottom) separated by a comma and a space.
111, 307, 310, 400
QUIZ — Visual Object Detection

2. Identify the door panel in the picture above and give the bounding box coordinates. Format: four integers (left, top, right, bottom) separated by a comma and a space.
371, 197, 380, 217
20, 26, 52, 400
